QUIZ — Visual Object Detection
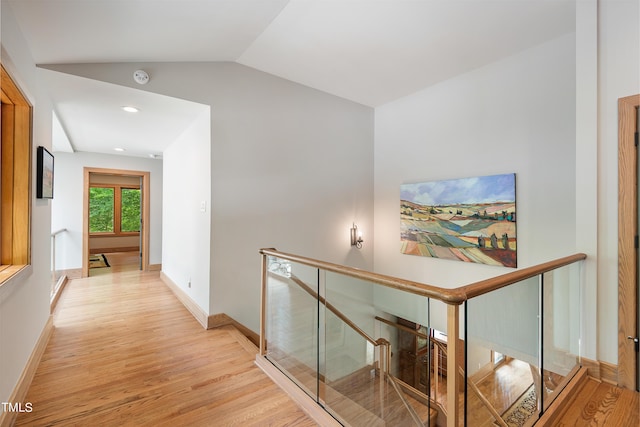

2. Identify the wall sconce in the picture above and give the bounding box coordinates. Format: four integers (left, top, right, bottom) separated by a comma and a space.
350, 223, 363, 249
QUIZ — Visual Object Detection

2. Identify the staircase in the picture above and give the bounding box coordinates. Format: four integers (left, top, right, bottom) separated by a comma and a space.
261, 347, 438, 426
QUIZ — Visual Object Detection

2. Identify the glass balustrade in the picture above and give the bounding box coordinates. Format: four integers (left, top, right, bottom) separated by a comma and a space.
264, 256, 320, 400
466, 276, 542, 426
50, 228, 68, 302
541, 263, 582, 409
323, 271, 435, 426
464, 261, 582, 426
260, 249, 585, 427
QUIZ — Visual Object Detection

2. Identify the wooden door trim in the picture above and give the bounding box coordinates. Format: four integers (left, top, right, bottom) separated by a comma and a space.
82, 167, 150, 277
618, 94, 640, 390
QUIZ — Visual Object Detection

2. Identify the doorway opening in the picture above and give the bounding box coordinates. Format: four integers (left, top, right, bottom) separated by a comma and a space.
82, 167, 150, 277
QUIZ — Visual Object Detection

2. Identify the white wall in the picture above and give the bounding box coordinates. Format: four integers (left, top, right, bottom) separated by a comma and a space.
162, 109, 211, 311
597, 0, 640, 364
51, 152, 164, 269
374, 34, 577, 288
45, 62, 375, 332
373, 0, 640, 367
374, 33, 579, 366
0, 3, 54, 403
575, 0, 599, 369
205, 64, 374, 331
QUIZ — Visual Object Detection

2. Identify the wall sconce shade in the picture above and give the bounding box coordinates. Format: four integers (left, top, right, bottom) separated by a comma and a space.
350, 223, 363, 249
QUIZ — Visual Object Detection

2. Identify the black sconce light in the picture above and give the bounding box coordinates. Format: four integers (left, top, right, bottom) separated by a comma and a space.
350, 223, 363, 249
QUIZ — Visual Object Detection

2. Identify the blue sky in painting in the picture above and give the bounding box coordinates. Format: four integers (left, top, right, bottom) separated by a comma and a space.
401, 174, 515, 205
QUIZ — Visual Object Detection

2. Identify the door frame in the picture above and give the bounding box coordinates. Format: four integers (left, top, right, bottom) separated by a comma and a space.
618, 94, 640, 390
82, 167, 150, 277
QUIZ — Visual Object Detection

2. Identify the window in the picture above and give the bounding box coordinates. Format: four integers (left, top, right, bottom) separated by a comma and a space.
1, 64, 32, 284
89, 185, 140, 235
121, 188, 141, 232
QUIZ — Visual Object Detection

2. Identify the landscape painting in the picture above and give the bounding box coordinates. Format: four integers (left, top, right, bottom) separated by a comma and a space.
400, 173, 516, 268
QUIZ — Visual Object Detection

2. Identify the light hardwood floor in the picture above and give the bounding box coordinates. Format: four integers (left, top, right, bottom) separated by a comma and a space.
18, 253, 640, 426
17, 259, 316, 426
553, 378, 639, 426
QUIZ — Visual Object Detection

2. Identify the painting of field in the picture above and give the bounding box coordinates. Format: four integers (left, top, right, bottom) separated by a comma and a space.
400, 173, 516, 268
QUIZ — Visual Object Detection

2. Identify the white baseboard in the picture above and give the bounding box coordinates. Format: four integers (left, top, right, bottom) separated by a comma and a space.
160, 271, 208, 329
0, 316, 53, 427
159, 272, 259, 348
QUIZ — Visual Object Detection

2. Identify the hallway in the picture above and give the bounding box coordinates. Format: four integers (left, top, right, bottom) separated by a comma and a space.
16, 268, 315, 426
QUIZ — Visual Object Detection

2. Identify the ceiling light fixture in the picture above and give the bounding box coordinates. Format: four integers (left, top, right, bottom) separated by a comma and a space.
122, 106, 139, 113
114, 147, 126, 152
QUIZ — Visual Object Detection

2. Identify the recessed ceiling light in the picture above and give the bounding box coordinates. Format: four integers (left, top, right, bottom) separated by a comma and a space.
114, 147, 126, 152
122, 106, 139, 113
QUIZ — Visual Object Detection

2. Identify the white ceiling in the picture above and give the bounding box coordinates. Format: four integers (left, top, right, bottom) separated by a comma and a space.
5, 0, 576, 158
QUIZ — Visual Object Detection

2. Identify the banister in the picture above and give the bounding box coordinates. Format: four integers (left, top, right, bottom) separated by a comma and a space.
287, 274, 380, 347
261, 248, 587, 304
375, 316, 429, 340
458, 252, 587, 299
260, 248, 467, 304
51, 228, 68, 237
261, 248, 587, 427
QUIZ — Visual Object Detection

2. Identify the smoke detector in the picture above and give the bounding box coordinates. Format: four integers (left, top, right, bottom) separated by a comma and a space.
133, 69, 150, 85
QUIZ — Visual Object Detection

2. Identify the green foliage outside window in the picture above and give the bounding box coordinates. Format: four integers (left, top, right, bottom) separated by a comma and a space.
89, 187, 114, 232
89, 186, 140, 233
121, 188, 141, 232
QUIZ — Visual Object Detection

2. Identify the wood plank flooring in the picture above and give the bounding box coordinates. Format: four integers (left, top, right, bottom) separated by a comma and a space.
553, 378, 639, 426
16, 259, 316, 426
18, 252, 640, 426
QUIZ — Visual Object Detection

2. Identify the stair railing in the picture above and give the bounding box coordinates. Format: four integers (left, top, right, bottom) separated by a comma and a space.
259, 248, 587, 427
286, 273, 425, 425
50, 228, 68, 302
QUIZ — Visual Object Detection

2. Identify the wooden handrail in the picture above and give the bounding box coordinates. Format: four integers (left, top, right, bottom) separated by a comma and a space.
261, 248, 466, 304
275, 271, 428, 424
261, 248, 587, 304
375, 316, 429, 340
261, 248, 587, 427
458, 253, 586, 299
286, 273, 380, 347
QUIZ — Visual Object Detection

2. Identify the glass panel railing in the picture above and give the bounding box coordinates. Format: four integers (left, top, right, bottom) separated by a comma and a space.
541, 262, 582, 410
321, 308, 396, 426
50, 228, 68, 302
465, 276, 542, 427
264, 255, 320, 401
427, 298, 453, 415
260, 248, 585, 427
323, 271, 436, 426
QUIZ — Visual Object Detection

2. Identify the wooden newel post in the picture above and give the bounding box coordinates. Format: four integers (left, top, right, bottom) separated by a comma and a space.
447, 304, 460, 427
260, 252, 268, 356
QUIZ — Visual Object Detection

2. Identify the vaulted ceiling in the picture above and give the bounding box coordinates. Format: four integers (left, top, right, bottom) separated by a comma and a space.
5, 0, 576, 157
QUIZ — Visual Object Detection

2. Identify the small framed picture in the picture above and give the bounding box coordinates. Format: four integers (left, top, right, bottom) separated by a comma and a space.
37, 146, 54, 199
